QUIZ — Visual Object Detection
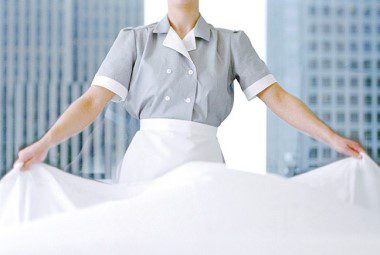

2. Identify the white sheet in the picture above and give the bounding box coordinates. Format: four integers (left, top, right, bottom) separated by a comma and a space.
290, 153, 380, 213
0, 153, 379, 254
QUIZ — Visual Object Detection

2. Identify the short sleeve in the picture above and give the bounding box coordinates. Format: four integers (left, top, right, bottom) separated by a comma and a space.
231, 30, 277, 100
91, 28, 136, 102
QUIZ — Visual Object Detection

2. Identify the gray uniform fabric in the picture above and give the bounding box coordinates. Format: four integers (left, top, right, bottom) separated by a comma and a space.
91, 14, 277, 127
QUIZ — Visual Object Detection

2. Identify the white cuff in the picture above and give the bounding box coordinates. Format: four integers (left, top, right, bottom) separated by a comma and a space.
243, 74, 277, 100
91, 75, 127, 102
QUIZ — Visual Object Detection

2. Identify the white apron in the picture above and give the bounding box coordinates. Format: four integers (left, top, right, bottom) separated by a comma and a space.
116, 118, 225, 184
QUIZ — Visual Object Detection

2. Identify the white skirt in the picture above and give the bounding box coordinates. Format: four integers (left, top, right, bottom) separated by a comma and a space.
116, 118, 225, 184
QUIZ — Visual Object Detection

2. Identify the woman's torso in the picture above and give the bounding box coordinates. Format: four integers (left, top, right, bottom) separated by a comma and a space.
124, 15, 236, 127
92, 14, 276, 128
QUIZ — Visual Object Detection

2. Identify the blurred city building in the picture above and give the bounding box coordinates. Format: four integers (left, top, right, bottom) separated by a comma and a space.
267, 0, 380, 176
0, 0, 143, 179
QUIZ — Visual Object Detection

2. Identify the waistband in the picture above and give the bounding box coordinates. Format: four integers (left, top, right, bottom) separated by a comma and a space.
139, 118, 217, 136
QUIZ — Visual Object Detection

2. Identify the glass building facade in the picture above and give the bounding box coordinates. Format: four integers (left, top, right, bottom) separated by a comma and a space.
0, 0, 144, 179
267, 0, 380, 176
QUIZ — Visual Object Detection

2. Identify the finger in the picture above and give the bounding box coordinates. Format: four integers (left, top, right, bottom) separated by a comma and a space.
350, 141, 365, 153
17, 150, 28, 162
20, 158, 35, 171
347, 141, 361, 150
18, 152, 33, 167
346, 147, 361, 159
12, 159, 24, 170
347, 143, 364, 158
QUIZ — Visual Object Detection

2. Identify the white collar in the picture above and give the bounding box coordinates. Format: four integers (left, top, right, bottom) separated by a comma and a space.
167, 26, 196, 52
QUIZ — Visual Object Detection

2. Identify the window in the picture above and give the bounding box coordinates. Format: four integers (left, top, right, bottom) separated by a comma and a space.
309, 95, 317, 105
322, 112, 331, 122
336, 77, 345, 87
322, 94, 332, 104
336, 24, 344, 34
337, 60, 345, 70
350, 95, 358, 105
350, 77, 359, 87
322, 77, 331, 86
309, 59, 318, 69
364, 42, 372, 52
364, 8, 371, 17
323, 6, 330, 16
350, 130, 359, 140
364, 113, 372, 123
322, 59, 331, 69
364, 60, 371, 70
309, 148, 318, 159
365, 77, 372, 87
309, 41, 318, 51
337, 113, 345, 123
350, 113, 359, 122
365, 95, 372, 105
366, 147, 373, 158
323, 24, 331, 34
309, 6, 317, 15
336, 7, 344, 16
364, 24, 371, 34
364, 130, 372, 141
337, 95, 345, 105
322, 41, 331, 51
336, 42, 345, 52
350, 60, 358, 70
310, 77, 318, 87
309, 24, 317, 33
323, 148, 331, 158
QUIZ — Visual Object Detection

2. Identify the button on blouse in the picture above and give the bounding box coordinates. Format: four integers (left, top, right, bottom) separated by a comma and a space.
90, 13, 277, 127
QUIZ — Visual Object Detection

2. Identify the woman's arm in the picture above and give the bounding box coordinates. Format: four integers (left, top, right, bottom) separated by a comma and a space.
257, 83, 365, 159
15, 85, 116, 171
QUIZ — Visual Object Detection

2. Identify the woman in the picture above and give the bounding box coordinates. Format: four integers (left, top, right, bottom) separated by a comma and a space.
14, 0, 364, 183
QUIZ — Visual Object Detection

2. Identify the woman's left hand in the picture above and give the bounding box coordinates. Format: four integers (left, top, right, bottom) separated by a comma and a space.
329, 134, 365, 159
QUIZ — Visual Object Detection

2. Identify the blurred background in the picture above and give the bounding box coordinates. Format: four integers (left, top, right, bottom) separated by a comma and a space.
267, 0, 380, 176
0, 0, 379, 179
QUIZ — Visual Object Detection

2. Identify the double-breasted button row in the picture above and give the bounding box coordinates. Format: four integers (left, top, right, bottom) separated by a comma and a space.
164, 96, 192, 103
164, 68, 194, 103
166, 68, 194, 75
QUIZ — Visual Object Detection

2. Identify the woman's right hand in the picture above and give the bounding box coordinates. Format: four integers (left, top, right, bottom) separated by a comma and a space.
14, 139, 51, 171
12, 86, 113, 172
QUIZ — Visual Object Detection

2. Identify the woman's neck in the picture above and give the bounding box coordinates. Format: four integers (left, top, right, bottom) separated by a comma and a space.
167, 4, 200, 39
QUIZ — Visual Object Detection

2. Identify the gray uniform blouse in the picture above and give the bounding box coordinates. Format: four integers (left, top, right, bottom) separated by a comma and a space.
91, 14, 277, 127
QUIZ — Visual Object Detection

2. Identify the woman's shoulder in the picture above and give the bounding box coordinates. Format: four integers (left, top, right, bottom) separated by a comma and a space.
116, 23, 155, 45
120, 22, 157, 33
209, 25, 246, 41
211, 26, 242, 34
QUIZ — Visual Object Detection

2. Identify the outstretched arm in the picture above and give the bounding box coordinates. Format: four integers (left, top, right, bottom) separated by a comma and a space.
15, 85, 117, 171
257, 83, 365, 159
